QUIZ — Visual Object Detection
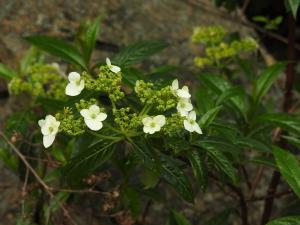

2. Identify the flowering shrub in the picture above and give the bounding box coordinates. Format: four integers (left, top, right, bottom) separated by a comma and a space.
0, 17, 300, 225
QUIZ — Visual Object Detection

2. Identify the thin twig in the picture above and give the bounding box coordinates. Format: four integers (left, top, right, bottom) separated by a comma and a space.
247, 189, 292, 202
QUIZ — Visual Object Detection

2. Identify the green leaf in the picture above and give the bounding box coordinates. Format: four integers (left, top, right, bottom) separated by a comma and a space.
122, 186, 141, 218
282, 135, 300, 149
0, 63, 17, 80
258, 113, 300, 135
248, 156, 277, 168
216, 87, 245, 106
172, 210, 192, 225
82, 17, 101, 63
161, 154, 194, 203
199, 73, 247, 118
288, 0, 300, 18
199, 106, 222, 129
207, 148, 238, 183
113, 40, 168, 66
235, 137, 271, 152
193, 136, 241, 154
266, 216, 300, 225
187, 150, 207, 190
273, 146, 300, 198
64, 139, 118, 186
253, 62, 285, 103
24, 36, 87, 70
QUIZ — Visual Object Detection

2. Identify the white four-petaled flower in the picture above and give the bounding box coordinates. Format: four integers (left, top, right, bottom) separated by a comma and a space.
177, 98, 193, 116
142, 115, 166, 134
65, 72, 85, 96
80, 105, 107, 131
183, 111, 202, 134
38, 115, 60, 148
106, 57, 121, 74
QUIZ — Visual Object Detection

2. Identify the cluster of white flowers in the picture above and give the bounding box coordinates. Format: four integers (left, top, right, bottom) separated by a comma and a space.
171, 79, 202, 134
39, 58, 119, 148
39, 63, 202, 148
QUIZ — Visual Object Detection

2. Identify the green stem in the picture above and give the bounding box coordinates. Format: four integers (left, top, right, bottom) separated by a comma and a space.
88, 130, 121, 141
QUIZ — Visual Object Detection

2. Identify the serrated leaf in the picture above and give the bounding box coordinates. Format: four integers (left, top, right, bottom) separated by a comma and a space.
82, 17, 101, 63
273, 146, 300, 198
113, 40, 168, 66
192, 136, 241, 154
216, 87, 245, 105
64, 139, 118, 186
253, 62, 285, 103
288, 0, 300, 18
266, 216, 300, 225
258, 113, 300, 136
187, 150, 207, 190
161, 155, 194, 203
122, 186, 141, 218
24, 36, 87, 70
207, 148, 238, 183
235, 137, 271, 152
199, 106, 222, 128
0, 63, 17, 80
199, 73, 247, 118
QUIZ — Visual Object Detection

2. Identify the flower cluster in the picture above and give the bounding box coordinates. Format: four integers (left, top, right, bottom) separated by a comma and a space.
192, 26, 226, 45
192, 26, 258, 68
38, 58, 203, 148
135, 80, 177, 111
9, 63, 66, 100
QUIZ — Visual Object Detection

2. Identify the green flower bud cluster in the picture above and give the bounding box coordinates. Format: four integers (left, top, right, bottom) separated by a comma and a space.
55, 107, 85, 136
162, 113, 185, 136
192, 26, 258, 68
9, 63, 66, 99
83, 66, 125, 102
205, 38, 257, 61
113, 107, 141, 130
192, 26, 226, 45
135, 80, 177, 111
75, 98, 98, 111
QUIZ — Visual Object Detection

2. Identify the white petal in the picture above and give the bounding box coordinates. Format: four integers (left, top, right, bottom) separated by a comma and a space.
177, 86, 191, 99
193, 123, 203, 134
38, 119, 45, 128
68, 72, 80, 82
65, 83, 81, 96
179, 110, 188, 117
153, 115, 166, 126
96, 113, 107, 122
143, 125, 152, 134
171, 79, 179, 90
41, 126, 50, 136
142, 117, 152, 126
106, 57, 111, 67
110, 65, 121, 73
189, 111, 197, 120
89, 105, 100, 114
80, 109, 90, 118
45, 115, 56, 123
184, 120, 193, 132
43, 135, 56, 148
84, 118, 103, 131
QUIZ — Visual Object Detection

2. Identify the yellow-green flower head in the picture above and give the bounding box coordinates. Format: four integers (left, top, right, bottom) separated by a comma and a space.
192, 26, 226, 45
9, 63, 67, 100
